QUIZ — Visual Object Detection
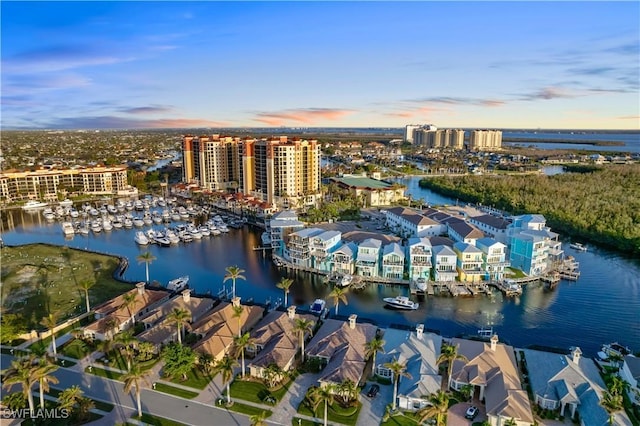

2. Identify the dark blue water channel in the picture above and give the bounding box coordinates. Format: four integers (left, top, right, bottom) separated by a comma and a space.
1, 201, 639, 358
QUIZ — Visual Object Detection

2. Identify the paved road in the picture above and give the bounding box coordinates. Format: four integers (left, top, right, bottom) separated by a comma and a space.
1, 354, 250, 426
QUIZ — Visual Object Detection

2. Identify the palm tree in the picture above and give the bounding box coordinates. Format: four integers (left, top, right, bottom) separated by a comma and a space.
293, 317, 314, 363
119, 292, 138, 326
364, 336, 386, 377
167, 308, 191, 345
416, 390, 450, 426
276, 277, 294, 307
114, 330, 138, 371
232, 304, 244, 338
76, 397, 95, 422
198, 353, 215, 376
249, 410, 269, 426
78, 279, 95, 313
233, 332, 255, 378
136, 251, 156, 284
383, 357, 411, 411
310, 385, 336, 426
213, 355, 239, 405
123, 362, 151, 419
503, 418, 517, 426
329, 286, 348, 315
35, 358, 59, 409
40, 311, 59, 356
608, 376, 630, 396
263, 364, 284, 389
2, 355, 38, 416
224, 265, 246, 300
600, 390, 624, 425
437, 342, 468, 390
57, 385, 83, 414
337, 379, 358, 406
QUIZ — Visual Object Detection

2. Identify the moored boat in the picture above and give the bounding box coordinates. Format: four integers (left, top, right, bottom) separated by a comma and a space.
310, 299, 326, 314
134, 231, 149, 245
61, 222, 75, 236
22, 200, 48, 210
339, 274, 353, 287
570, 242, 587, 252
167, 275, 189, 292
383, 295, 419, 310
415, 277, 427, 292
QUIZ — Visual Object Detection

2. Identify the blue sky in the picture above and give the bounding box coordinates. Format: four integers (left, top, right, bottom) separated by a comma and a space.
2, 1, 639, 130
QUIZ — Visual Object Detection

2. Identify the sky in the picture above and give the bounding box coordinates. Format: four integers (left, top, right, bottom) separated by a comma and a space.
1, 1, 639, 130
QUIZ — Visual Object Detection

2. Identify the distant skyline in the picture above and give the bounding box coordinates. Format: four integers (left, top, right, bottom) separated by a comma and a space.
2, 1, 639, 130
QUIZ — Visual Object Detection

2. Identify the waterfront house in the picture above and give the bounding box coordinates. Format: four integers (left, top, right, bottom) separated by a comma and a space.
449, 335, 534, 426
83, 282, 170, 341
287, 227, 324, 268
190, 297, 264, 361
248, 306, 316, 379
620, 355, 640, 406
407, 237, 433, 282
356, 238, 383, 277
375, 325, 442, 411
267, 210, 305, 257
447, 221, 485, 245
330, 175, 405, 207
432, 245, 458, 282
468, 214, 511, 244
381, 242, 405, 279
476, 238, 509, 281
310, 230, 342, 272
508, 214, 563, 276
453, 242, 484, 282
331, 241, 358, 275
137, 289, 215, 349
305, 315, 378, 389
522, 347, 632, 425
384, 207, 441, 238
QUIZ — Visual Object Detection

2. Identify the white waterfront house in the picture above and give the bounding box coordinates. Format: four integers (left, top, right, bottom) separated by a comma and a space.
476, 237, 509, 281
267, 210, 305, 256
375, 325, 442, 411
384, 207, 441, 238
407, 237, 433, 282
468, 214, 511, 244
453, 242, 484, 283
331, 242, 358, 275
356, 238, 382, 277
310, 230, 342, 272
432, 245, 457, 282
447, 220, 485, 245
287, 227, 324, 268
381, 242, 405, 279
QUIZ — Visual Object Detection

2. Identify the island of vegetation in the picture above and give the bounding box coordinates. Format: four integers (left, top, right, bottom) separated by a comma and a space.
419, 164, 640, 255
502, 137, 625, 146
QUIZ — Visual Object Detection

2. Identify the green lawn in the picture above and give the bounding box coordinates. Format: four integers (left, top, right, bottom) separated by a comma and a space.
85, 365, 123, 381
20, 399, 102, 426
222, 401, 273, 418
48, 387, 114, 412
292, 418, 321, 426
132, 413, 188, 426
60, 338, 95, 359
153, 382, 198, 399
380, 413, 421, 426
164, 367, 211, 390
506, 267, 526, 278
298, 399, 362, 426
228, 378, 291, 404
103, 349, 158, 372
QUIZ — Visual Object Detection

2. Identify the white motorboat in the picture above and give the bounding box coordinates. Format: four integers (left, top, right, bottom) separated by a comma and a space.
570, 242, 587, 252
59, 199, 73, 208
310, 299, 326, 314
415, 277, 428, 292
61, 222, 75, 236
167, 276, 189, 292
339, 274, 353, 287
134, 231, 149, 245
383, 296, 419, 310
22, 200, 48, 210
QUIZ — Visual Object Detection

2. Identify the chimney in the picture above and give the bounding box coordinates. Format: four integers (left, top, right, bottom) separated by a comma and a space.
571, 347, 582, 364
181, 289, 191, 303
490, 334, 498, 351
348, 314, 357, 330
287, 305, 296, 320
136, 282, 146, 295
231, 296, 241, 308
416, 324, 424, 339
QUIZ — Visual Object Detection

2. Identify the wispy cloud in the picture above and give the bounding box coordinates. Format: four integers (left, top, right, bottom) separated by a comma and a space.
517, 87, 578, 101
43, 116, 228, 129
2, 73, 91, 94
617, 115, 640, 120
121, 106, 174, 115
2, 45, 134, 73
253, 108, 352, 126
404, 96, 506, 107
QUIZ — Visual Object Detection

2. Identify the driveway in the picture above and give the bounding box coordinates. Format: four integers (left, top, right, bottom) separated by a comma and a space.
357, 381, 394, 426
448, 401, 486, 425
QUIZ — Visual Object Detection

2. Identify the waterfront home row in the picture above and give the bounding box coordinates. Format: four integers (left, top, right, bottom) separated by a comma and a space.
83, 285, 629, 425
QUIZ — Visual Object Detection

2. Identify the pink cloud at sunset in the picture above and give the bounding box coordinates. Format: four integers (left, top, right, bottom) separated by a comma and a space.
253, 108, 352, 126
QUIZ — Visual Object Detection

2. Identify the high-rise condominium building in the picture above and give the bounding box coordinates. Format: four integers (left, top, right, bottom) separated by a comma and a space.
405, 124, 437, 144
183, 135, 320, 206
468, 130, 503, 150
415, 128, 465, 149
182, 135, 245, 192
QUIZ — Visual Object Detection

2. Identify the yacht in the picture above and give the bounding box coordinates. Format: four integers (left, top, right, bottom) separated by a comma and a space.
167, 276, 189, 292
134, 231, 150, 245
339, 274, 353, 287
383, 296, 419, 310
310, 299, 326, 314
570, 242, 587, 252
22, 200, 48, 210
59, 199, 74, 208
61, 222, 75, 236
415, 277, 428, 292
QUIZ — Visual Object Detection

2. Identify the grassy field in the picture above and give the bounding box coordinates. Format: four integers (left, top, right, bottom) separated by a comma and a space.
228, 377, 292, 404
132, 413, 188, 426
1, 243, 134, 331
298, 399, 362, 426
164, 367, 211, 390
153, 382, 199, 399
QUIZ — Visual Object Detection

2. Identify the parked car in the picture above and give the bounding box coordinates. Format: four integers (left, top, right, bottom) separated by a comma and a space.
366, 384, 380, 398
465, 406, 479, 419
